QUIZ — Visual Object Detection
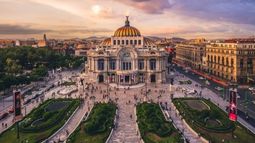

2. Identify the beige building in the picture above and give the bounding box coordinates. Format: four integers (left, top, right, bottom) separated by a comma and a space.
86, 17, 169, 85
175, 44, 205, 70
205, 39, 255, 84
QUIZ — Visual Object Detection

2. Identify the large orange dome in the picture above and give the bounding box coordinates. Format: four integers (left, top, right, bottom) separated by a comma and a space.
114, 16, 141, 37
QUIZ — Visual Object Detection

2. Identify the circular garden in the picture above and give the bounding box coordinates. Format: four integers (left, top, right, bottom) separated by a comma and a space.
173, 98, 255, 143
0, 99, 80, 143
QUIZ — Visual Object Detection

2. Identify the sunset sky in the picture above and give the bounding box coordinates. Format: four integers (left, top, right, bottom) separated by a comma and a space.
0, 0, 255, 39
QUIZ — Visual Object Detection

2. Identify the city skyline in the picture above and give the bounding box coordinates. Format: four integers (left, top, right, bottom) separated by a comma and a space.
0, 0, 255, 39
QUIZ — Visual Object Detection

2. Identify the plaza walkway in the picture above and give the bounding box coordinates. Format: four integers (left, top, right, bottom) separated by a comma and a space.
46, 100, 89, 143
108, 89, 142, 143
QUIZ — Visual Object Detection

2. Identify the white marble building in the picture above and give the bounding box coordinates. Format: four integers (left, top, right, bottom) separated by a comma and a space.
86, 17, 169, 85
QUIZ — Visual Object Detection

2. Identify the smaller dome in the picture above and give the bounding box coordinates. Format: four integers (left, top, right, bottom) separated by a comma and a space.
100, 38, 111, 46
144, 37, 156, 46
114, 16, 141, 37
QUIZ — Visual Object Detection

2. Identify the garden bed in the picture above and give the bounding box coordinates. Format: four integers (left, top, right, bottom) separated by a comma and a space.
0, 99, 80, 143
136, 103, 183, 143
67, 103, 117, 143
173, 98, 255, 143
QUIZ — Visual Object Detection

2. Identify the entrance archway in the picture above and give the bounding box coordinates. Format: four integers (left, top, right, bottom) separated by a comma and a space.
98, 75, 104, 83
150, 74, 156, 83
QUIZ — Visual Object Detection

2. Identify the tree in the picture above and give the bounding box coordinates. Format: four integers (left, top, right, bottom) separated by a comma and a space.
5, 58, 22, 75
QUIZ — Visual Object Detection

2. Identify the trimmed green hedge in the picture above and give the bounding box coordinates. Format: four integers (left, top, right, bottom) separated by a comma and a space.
137, 103, 183, 143
173, 98, 235, 133
67, 103, 117, 143
0, 99, 80, 143
20, 99, 79, 133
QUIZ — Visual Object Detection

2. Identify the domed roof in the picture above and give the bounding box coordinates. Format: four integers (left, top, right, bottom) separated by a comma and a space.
144, 37, 156, 46
114, 16, 141, 37
100, 38, 111, 46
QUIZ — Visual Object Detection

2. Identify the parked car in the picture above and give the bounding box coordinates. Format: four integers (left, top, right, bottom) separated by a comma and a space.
0, 112, 9, 121
215, 86, 224, 91
8, 107, 14, 113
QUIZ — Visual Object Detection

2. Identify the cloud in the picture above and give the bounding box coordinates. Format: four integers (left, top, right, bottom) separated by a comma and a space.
0, 24, 51, 35
0, 23, 112, 36
117, 0, 255, 25
115, 0, 172, 14
55, 28, 112, 34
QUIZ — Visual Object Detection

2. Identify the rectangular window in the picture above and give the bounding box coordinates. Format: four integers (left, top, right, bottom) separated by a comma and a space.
126, 40, 129, 45
248, 58, 253, 74
130, 40, 133, 45
150, 59, 156, 70
138, 40, 141, 45
117, 40, 120, 45
138, 59, 144, 70
240, 59, 243, 69
98, 59, 104, 71
134, 40, 137, 45
122, 40, 124, 45
109, 59, 116, 70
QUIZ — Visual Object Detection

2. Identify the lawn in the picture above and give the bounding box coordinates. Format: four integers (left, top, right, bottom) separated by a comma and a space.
136, 103, 183, 143
67, 103, 117, 143
0, 99, 80, 143
173, 98, 255, 143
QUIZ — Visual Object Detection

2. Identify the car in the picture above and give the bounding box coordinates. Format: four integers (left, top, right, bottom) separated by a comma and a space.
187, 89, 196, 94
24, 99, 32, 105
248, 87, 254, 91
0, 112, 9, 120
8, 107, 14, 113
215, 86, 223, 91
199, 76, 204, 80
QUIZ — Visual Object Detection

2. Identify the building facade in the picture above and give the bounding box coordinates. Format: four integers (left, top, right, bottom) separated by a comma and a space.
205, 39, 255, 84
175, 44, 205, 70
86, 17, 169, 85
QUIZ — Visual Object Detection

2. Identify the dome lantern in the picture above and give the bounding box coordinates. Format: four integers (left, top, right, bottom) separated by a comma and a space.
125, 16, 130, 27
114, 17, 141, 37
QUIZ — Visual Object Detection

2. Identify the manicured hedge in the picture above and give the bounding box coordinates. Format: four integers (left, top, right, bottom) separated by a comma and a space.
67, 103, 117, 143
137, 103, 183, 143
0, 99, 80, 143
173, 98, 235, 133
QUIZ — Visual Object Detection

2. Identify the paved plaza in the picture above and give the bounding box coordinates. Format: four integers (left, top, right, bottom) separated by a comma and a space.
1, 68, 255, 143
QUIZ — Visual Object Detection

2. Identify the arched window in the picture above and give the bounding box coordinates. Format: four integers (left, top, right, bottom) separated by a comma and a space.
117, 40, 120, 45
134, 40, 137, 45
122, 40, 124, 45
120, 51, 132, 70
113, 40, 116, 45
126, 40, 129, 45
130, 40, 133, 45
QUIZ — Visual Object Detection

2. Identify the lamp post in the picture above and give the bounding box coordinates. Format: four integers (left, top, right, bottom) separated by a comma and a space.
107, 56, 109, 96
145, 58, 148, 97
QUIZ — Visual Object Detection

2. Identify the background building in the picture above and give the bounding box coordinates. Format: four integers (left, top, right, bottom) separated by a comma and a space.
175, 43, 206, 70
205, 39, 255, 84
